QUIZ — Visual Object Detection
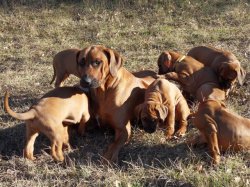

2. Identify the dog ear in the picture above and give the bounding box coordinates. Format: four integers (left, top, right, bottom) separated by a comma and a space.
155, 104, 168, 121
158, 51, 172, 68
219, 63, 237, 80
104, 48, 123, 77
134, 103, 144, 124
237, 67, 246, 85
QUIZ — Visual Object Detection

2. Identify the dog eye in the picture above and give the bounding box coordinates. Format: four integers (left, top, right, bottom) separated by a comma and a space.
92, 60, 102, 67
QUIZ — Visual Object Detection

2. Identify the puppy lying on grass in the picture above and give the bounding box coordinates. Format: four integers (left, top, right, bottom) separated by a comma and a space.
4, 86, 90, 161
136, 78, 190, 140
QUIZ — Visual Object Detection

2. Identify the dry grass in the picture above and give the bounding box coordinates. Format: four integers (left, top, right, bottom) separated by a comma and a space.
0, 1, 250, 186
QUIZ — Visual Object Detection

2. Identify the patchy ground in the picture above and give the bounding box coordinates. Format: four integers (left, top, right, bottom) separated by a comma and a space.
0, 1, 249, 186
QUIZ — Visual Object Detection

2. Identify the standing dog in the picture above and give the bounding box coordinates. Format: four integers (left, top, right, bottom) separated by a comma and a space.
157, 50, 226, 102
191, 99, 250, 165
187, 46, 246, 89
4, 86, 90, 161
50, 48, 83, 87
136, 79, 190, 139
78, 45, 155, 163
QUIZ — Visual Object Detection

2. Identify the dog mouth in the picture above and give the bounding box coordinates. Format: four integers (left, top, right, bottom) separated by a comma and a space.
219, 78, 232, 89
142, 118, 157, 134
80, 76, 100, 88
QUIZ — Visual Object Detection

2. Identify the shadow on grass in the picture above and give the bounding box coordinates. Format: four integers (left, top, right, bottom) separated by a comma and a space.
0, 120, 208, 167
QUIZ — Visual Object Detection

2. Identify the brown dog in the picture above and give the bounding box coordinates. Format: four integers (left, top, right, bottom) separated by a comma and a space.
78, 45, 155, 162
191, 99, 250, 165
187, 46, 246, 89
157, 50, 226, 102
50, 48, 83, 87
4, 86, 90, 161
136, 78, 190, 139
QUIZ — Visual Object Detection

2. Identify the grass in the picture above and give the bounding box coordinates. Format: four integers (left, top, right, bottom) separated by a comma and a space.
0, 0, 250, 186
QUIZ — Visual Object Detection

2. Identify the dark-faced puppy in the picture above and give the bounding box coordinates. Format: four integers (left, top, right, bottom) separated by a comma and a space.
191, 99, 250, 165
157, 50, 226, 102
136, 79, 190, 140
187, 46, 246, 90
78, 45, 155, 163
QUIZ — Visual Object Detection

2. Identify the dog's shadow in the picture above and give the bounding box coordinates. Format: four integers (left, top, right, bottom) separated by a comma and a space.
0, 118, 208, 168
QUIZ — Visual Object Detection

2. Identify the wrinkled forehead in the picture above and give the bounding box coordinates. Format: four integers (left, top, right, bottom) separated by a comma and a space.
142, 103, 158, 118
86, 46, 108, 62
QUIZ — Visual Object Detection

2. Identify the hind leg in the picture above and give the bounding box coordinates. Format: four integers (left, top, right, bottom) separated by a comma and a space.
24, 124, 39, 160
55, 72, 69, 87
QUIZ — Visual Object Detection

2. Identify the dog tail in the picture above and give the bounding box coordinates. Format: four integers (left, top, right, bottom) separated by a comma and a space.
4, 91, 35, 121
50, 64, 56, 85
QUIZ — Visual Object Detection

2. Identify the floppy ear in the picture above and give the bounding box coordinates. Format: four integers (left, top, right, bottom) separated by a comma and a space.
219, 63, 237, 80
158, 51, 172, 68
237, 67, 246, 85
134, 103, 144, 124
155, 104, 168, 121
104, 48, 123, 77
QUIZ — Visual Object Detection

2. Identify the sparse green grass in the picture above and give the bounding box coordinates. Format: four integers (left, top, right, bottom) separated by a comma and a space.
0, 1, 250, 186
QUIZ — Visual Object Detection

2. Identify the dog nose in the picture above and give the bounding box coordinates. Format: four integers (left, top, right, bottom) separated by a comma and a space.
80, 75, 92, 87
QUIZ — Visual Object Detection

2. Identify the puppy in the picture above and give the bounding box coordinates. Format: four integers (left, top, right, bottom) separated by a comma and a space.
78, 45, 155, 162
191, 99, 250, 165
136, 79, 190, 139
157, 50, 226, 102
187, 46, 246, 89
50, 48, 83, 87
4, 86, 90, 161
132, 70, 158, 85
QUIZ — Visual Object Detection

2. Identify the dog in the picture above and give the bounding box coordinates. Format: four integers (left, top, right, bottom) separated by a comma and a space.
136, 78, 190, 140
50, 48, 83, 87
157, 50, 226, 102
50, 48, 157, 88
78, 45, 155, 162
187, 46, 246, 90
132, 70, 158, 85
4, 86, 90, 161
190, 99, 250, 165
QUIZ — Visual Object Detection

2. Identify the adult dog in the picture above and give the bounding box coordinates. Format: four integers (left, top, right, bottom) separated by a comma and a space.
136, 79, 190, 140
191, 99, 250, 165
157, 50, 226, 102
78, 45, 155, 162
187, 46, 246, 89
50, 49, 157, 88
4, 86, 90, 161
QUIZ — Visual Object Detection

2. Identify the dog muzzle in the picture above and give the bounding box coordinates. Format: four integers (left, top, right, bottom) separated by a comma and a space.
80, 75, 100, 88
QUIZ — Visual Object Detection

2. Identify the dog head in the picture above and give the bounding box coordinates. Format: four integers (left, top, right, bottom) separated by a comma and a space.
157, 51, 173, 75
136, 102, 168, 134
218, 62, 245, 89
78, 45, 123, 88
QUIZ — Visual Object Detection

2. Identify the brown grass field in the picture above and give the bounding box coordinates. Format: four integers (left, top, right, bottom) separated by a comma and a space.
0, 0, 249, 186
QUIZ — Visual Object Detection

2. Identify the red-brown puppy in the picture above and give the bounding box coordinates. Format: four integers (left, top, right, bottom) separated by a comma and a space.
136, 78, 190, 139
133, 70, 158, 85
50, 48, 83, 87
78, 45, 155, 163
4, 86, 90, 161
191, 99, 250, 165
157, 51, 226, 102
187, 46, 246, 89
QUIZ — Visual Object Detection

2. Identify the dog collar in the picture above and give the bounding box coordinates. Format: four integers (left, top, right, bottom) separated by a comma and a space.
176, 55, 186, 63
